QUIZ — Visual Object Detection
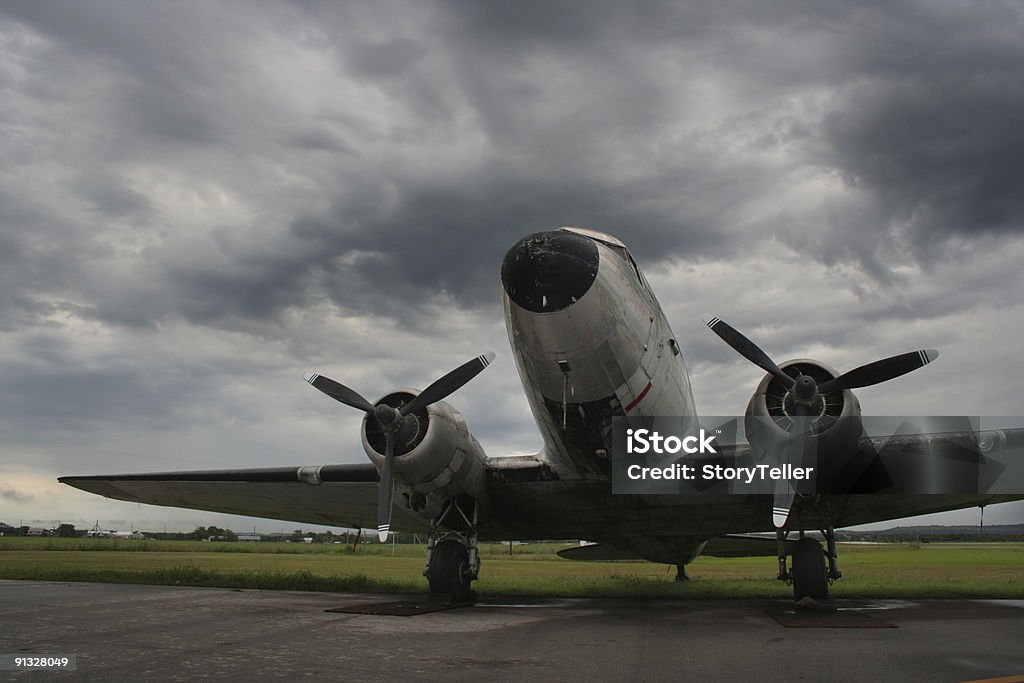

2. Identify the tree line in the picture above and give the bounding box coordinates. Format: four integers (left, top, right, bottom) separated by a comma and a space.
0, 522, 407, 543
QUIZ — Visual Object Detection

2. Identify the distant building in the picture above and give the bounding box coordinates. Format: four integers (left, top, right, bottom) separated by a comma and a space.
86, 522, 112, 538
111, 531, 146, 540
26, 528, 50, 537
237, 534, 262, 542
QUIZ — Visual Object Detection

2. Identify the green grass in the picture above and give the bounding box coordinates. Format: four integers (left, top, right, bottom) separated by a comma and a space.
1, 538, 1021, 598
0, 537, 576, 557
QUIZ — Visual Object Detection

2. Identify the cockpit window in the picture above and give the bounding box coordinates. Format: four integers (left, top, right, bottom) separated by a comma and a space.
606, 243, 647, 290
625, 251, 645, 288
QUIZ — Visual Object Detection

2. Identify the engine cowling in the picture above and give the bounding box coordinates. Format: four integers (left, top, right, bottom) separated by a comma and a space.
361, 389, 488, 521
744, 359, 863, 473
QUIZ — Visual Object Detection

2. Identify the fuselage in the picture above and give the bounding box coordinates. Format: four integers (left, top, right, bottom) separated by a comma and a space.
501, 227, 699, 479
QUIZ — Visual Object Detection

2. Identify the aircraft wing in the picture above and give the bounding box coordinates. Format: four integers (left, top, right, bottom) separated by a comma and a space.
59, 464, 428, 533
59, 424, 1023, 541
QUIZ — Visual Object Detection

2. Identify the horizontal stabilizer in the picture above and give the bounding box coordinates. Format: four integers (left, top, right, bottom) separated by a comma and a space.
556, 543, 641, 561
702, 534, 792, 558
558, 535, 793, 561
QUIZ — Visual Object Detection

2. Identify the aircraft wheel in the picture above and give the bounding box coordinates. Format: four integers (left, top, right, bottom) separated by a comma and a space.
428, 539, 474, 601
791, 537, 828, 601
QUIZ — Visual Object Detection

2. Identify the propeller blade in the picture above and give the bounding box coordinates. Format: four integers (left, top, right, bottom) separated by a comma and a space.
818, 349, 938, 394
773, 406, 808, 529
705, 318, 795, 388
400, 351, 496, 416
304, 372, 375, 413
377, 434, 394, 542
772, 483, 795, 529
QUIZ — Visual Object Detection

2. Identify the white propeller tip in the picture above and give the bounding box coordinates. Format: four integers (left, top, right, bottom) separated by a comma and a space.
303, 371, 317, 383
377, 529, 389, 543
482, 350, 496, 365
772, 506, 791, 529
923, 349, 939, 364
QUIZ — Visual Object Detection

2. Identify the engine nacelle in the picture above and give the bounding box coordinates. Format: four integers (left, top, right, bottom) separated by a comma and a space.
361, 389, 488, 521
744, 359, 863, 474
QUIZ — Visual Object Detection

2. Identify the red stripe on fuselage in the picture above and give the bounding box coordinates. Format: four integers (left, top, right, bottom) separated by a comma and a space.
624, 381, 652, 413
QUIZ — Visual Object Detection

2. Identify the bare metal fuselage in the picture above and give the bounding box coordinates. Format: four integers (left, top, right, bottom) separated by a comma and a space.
503, 228, 698, 479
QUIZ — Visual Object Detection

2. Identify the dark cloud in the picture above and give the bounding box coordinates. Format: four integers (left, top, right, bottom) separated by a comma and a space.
0, 354, 217, 439
68, 172, 154, 219
4, 0, 1020, 331
0, 488, 35, 504
805, 2, 1024, 274
824, 79, 1024, 236
285, 128, 359, 155
343, 37, 429, 80
2, 0, 1022, 327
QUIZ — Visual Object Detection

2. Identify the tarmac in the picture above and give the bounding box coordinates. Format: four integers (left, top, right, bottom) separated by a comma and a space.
1, 580, 1023, 682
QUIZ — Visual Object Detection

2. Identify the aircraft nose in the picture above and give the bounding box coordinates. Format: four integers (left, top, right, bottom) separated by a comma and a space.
501, 230, 600, 313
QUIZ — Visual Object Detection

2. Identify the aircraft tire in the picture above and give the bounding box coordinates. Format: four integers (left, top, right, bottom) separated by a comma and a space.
791, 537, 828, 601
428, 539, 473, 600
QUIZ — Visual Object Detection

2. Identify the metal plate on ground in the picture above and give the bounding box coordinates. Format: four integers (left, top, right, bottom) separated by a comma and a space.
766, 607, 897, 628
326, 599, 473, 616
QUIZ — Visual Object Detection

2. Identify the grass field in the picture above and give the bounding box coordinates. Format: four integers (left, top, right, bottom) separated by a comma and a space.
1, 538, 1021, 598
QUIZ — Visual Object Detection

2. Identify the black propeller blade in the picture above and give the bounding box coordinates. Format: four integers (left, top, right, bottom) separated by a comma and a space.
304, 351, 496, 542
303, 372, 375, 413
818, 349, 938, 394
705, 317, 795, 388
401, 352, 496, 416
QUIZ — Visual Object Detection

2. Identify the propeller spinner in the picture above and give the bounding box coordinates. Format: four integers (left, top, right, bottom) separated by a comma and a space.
304, 352, 495, 541
705, 317, 937, 528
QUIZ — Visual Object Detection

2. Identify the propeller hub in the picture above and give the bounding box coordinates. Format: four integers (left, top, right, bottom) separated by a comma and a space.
793, 375, 818, 402
374, 404, 399, 426
783, 374, 825, 418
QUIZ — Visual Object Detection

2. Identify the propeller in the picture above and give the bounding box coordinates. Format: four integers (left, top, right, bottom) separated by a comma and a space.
705, 316, 937, 528
304, 351, 496, 541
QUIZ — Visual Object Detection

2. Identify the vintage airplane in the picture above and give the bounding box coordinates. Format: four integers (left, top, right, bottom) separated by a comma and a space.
61, 227, 1023, 601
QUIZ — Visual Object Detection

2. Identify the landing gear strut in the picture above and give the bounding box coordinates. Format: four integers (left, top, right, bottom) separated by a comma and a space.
424, 497, 479, 602
776, 524, 841, 601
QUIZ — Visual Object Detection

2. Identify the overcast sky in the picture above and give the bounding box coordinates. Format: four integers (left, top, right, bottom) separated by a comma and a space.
2, 1, 1023, 533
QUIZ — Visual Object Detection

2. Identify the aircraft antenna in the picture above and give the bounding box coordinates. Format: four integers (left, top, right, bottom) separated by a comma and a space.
558, 360, 572, 429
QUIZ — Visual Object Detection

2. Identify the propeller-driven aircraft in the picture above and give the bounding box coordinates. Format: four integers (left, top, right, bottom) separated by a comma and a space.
61, 228, 1023, 601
